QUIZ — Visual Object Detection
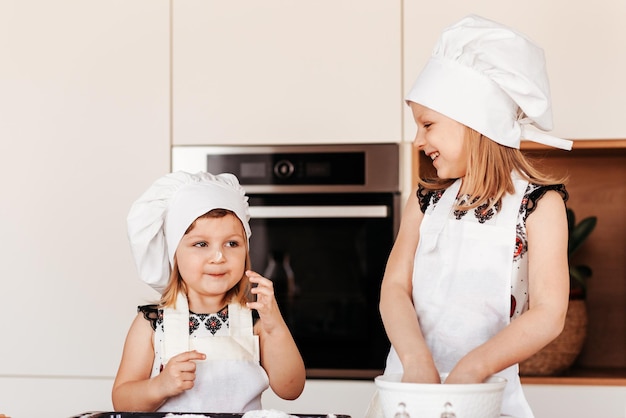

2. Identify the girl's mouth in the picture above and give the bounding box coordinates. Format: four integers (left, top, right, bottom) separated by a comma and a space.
429, 151, 440, 161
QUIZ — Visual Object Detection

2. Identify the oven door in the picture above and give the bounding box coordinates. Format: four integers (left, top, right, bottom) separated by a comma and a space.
248, 192, 398, 379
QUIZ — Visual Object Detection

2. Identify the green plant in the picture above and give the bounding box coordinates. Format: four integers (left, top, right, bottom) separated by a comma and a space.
567, 208, 597, 299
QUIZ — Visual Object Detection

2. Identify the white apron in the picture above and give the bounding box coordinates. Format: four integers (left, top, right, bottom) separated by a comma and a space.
154, 293, 269, 413
384, 176, 533, 418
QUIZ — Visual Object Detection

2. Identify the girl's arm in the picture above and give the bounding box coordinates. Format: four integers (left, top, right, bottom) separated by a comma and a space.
112, 312, 206, 411
247, 271, 306, 400
447, 190, 569, 383
379, 190, 440, 384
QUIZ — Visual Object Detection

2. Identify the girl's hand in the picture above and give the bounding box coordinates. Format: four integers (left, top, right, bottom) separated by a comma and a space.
246, 270, 306, 400
402, 362, 441, 384
156, 350, 206, 397
444, 368, 485, 384
402, 368, 441, 383
245, 270, 283, 334
445, 356, 489, 384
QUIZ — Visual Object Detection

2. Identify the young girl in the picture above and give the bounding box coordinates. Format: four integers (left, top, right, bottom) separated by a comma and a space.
112, 171, 305, 413
377, 15, 571, 418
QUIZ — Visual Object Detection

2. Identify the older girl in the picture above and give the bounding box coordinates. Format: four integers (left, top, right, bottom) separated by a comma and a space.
378, 15, 571, 418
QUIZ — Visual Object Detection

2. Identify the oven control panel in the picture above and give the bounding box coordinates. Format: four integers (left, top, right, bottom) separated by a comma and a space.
172, 144, 400, 193
210, 151, 365, 185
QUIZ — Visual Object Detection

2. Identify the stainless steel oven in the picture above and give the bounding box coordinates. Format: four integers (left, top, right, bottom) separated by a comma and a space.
172, 144, 400, 379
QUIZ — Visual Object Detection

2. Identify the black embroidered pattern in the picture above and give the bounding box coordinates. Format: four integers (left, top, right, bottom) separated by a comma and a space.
217, 307, 228, 323
451, 194, 500, 222
452, 194, 471, 219
137, 304, 231, 336
417, 185, 442, 213
453, 207, 468, 220
519, 195, 529, 217
523, 184, 568, 221
205, 315, 223, 335
138, 305, 161, 331
474, 200, 500, 223
513, 223, 527, 262
432, 190, 443, 207
203, 305, 228, 335
418, 183, 568, 225
189, 315, 200, 334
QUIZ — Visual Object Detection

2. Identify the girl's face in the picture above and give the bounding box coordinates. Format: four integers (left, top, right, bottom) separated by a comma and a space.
410, 102, 468, 180
175, 213, 247, 311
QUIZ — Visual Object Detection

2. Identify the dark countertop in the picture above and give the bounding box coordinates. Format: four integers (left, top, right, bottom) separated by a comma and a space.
71, 413, 351, 418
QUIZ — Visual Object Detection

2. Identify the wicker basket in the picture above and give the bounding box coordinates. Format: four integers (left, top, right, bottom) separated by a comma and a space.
519, 299, 588, 376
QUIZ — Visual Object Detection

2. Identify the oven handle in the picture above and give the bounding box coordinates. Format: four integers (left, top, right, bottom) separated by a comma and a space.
249, 205, 389, 219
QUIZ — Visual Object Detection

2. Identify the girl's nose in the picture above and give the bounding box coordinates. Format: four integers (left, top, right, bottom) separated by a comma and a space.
413, 128, 426, 149
209, 249, 224, 263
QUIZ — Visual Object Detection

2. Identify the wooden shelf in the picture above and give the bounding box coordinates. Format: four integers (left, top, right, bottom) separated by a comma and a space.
521, 368, 626, 386
520, 138, 626, 150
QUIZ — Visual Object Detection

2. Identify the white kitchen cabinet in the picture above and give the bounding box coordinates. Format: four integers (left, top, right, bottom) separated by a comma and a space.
402, 0, 626, 142
524, 384, 626, 418
172, 0, 402, 145
0, 1, 168, 415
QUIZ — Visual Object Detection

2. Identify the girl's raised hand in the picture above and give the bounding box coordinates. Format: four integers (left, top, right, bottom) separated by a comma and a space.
245, 269, 306, 400
245, 270, 283, 334
156, 350, 206, 398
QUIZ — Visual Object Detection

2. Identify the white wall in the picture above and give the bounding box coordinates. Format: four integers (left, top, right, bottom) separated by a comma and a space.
0, 2, 168, 416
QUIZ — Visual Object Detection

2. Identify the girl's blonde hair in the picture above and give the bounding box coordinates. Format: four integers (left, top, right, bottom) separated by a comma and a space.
159, 208, 252, 309
419, 127, 568, 210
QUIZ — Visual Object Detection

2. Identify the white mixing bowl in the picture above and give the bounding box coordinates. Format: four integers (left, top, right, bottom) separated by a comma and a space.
375, 373, 506, 418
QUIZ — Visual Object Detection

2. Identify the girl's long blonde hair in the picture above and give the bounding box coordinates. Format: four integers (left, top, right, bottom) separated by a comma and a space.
159, 209, 252, 309
419, 127, 568, 210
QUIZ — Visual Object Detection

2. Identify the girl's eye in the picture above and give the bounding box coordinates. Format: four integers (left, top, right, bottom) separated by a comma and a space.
423, 122, 432, 129
194, 242, 208, 248
225, 240, 240, 248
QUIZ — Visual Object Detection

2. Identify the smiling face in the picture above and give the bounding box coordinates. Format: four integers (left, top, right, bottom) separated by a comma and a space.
410, 101, 469, 180
175, 212, 247, 312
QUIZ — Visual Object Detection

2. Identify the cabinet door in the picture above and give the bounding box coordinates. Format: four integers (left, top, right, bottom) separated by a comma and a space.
173, 0, 402, 145
0, 0, 168, 381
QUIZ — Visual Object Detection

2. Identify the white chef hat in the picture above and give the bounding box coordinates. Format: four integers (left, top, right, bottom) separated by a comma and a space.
406, 14, 572, 150
127, 171, 251, 293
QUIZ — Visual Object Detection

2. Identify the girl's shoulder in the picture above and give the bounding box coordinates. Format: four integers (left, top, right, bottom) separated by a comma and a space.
137, 304, 161, 331
522, 183, 568, 221
416, 183, 445, 213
